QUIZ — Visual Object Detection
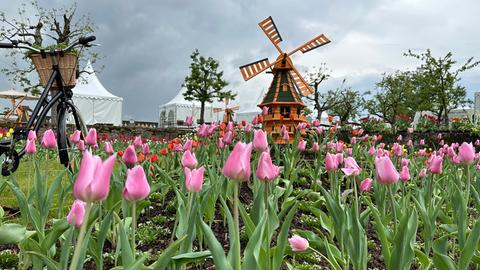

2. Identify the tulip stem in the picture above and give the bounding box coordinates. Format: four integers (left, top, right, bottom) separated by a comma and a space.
69, 202, 92, 270
233, 182, 241, 270
131, 201, 137, 260
388, 185, 397, 232
264, 182, 271, 269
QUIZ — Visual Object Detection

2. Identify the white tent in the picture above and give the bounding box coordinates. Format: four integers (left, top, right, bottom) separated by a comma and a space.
72, 62, 123, 126
159, 88, 218, 127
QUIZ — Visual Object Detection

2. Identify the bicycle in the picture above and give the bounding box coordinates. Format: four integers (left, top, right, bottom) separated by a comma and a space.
0, 36, 97, 176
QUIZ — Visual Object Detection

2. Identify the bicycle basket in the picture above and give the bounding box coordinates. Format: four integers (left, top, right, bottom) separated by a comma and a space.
30, 53, 77, 88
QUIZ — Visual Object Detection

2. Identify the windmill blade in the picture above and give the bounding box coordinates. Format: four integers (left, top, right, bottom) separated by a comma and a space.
213, 108, 223, 113
239, 58, 272, 81
258, 16, 283, 53
288, 34, 331, 56
230, 105, 240, 110
289, 67, 313, 96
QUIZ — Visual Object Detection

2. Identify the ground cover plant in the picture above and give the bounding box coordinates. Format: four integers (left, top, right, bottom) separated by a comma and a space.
0, 120, 480, 269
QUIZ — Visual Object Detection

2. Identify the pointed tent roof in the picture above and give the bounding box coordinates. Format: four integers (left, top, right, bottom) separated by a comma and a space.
72, 61, 123, 101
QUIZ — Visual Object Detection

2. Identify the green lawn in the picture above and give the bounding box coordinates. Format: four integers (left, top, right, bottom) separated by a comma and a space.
0, 159, 72, 209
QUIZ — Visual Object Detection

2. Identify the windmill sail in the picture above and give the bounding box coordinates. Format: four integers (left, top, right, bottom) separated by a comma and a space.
239, 58, 271, 81
258, 16, 283, 45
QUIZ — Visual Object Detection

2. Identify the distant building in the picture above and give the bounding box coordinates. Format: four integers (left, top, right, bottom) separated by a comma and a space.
449, 106, 474, 122
475, 91, 480, 122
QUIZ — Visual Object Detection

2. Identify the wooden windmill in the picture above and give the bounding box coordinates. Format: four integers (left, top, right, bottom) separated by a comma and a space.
213, 96, 240, 123
239, 16, 330, 143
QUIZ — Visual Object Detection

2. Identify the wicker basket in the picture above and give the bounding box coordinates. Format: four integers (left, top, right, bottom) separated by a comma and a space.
30, 53, 78, 88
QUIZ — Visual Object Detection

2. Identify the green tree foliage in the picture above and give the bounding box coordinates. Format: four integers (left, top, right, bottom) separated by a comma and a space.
182, 49, 234, 124
364, 71, 416, 127
0, 0, 97, 95
329, 82, 363, 125
405, 49, 479, 126
303, 64, 345, 120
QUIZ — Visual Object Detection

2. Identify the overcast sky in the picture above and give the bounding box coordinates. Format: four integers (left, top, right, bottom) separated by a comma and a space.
1, 0, 479, 121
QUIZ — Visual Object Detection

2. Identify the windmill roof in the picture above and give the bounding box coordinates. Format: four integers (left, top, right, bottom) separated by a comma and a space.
260, 69, 303, 105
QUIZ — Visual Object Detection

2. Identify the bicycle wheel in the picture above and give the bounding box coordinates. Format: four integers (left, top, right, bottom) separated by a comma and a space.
57, 101, 87, 168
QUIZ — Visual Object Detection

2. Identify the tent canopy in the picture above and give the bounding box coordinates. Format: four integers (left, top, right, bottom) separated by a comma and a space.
72, 61, 123, 126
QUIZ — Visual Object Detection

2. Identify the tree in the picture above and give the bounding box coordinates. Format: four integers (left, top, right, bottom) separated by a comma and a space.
364, 71, 416, 128
0, 1, 97, 95
405, 49, 479, 126
182, 49, 233, 124
329, 82, 362, 125
303, 64, 344, 120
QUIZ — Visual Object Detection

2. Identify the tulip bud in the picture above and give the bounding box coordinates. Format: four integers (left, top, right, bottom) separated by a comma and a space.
184, 166, 204, 192
85, 128, 97, 146
374, 155, 399, 185
359, 178, 373, 192
122, 145, 138, 167
458, 142, 475, 164
253, 129, 268, 152
222, 142, 252, 182
123, 165, 150, 201
67, 200, 86, 228
181, 150, 198, 169
25, 138, 36, 154
256, 151, 280, 181
41, 129, 57, 149
104, 141, 114, 154
288, 235, 309, 252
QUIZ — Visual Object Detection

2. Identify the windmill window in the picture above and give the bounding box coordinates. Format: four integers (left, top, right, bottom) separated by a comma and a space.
280, 106, 291, 118
282, 83, 288, 92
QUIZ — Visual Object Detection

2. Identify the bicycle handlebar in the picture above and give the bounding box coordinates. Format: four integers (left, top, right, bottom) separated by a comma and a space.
0, 36, 96, 53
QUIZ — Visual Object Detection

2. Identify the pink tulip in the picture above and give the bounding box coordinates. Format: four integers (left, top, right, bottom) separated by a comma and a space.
341, 157, 362, 176
181, 150, 198, 169
41, 129, 57, 149
28, 130, 37, 141
452, 155, 461, 165
350, 137, 357, 144
419, 168, 427, 178
208, 124, 217, 135
359, 178, 373, 192
67, 200, 86, 228
183, 139, 193, 151
227, 121, 234, 132
197, 124, 208, 138
85, 128, 97, 146
173, 144, 183, 152
407, 127, 413, 134
104, 141, 114, 154
397, 135, 402, 141
316, 127, 324, 134
447, 147, 456, 157
142, 143, 150, 155
123, 165, 150, 201
476, 163, 480, 171
288, 235, 309, 252
335, 142, 344, 153
298, 140, 307, 152
222, 142, 252, 182
475, 139, 480, 146
70, 130, 81, 144
185, 116, 193, 126
346, 148, 353, 156
458, 142, 475, 164
325, 153, 338, 171
256, 151, 280, 182
407, 139, 413, 147
335, 153, 344, 166
262, 106, 269, 116
122, 145, 137, 167
283, 130, 290, 141
25, 138, 36, 154
244, 124, 253, 133
133, 136, 142, 148
73, 150, 116, 202
439, 140, 444, 146
184, 166, 204, 192
368, 147, 376, 156
400, 166, 410, 182
401, 158, 409, 167
419, 139, 425, 145
253, 129, 268, 152
312, 142, 319, 152
393, 143, 403, 157
223, 131, 234, 145
77, 140, 85, 151
374, 155, 399, 185
252, 115, 259, 125
427, 154, 443, 174
312, 119, 320, 127
218, 137, 225, 149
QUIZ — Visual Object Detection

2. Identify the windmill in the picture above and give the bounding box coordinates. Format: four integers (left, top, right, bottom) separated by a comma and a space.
213, 96, 240, 123
239, 16, 330, 143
